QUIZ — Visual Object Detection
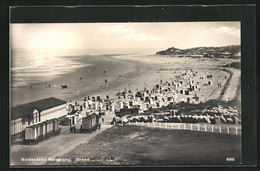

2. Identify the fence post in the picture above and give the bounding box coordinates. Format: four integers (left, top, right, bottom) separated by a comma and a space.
204, 125, 207, 132
235, 127, 238, 135
159, 122, 161, 128
227, 127, 229, 134
198, 125, 200, 131
219, 126, 221, 133
184, 123, 186, 130
191, 124, 193, 130
113, 121, 115, 126
212, 125, 214, 132
153, 122, 155, 128
129, 121, 131, 125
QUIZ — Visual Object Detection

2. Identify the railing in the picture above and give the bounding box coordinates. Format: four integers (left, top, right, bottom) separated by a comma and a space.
119, 121, 241, 136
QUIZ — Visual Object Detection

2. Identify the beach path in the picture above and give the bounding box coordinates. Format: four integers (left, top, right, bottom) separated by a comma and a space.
220, 68, 241, 101
10, 113, 114, 165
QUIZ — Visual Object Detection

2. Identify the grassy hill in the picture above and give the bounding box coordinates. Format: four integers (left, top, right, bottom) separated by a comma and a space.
156, 45, 241, 58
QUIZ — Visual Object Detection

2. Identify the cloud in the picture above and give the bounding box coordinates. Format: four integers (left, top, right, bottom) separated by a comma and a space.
123, 33, 164, 41
99, 25, 164, 41
100, 25, 135, 35
201, 26, 240, 37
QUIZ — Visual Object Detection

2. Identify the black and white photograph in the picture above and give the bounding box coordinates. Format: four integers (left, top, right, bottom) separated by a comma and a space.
8, 6, 256, 167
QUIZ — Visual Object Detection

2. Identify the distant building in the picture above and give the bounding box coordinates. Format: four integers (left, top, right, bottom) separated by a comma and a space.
11, 97, 67, 141
221, 52, 231, 58
202, 52, 208, 57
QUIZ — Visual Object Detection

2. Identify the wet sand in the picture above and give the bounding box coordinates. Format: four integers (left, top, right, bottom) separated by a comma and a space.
11, 54, 158, 106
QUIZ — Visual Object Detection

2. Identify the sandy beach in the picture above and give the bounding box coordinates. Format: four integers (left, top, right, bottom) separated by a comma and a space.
10, 53, 242, 165
11, 53, 240, 107
11, 54, 156, 106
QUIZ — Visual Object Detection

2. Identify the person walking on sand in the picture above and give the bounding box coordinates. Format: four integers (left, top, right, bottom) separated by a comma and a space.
105, 79, 108, 87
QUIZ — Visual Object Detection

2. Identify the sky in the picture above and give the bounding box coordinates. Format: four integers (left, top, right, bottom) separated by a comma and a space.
10, 22, 240, 55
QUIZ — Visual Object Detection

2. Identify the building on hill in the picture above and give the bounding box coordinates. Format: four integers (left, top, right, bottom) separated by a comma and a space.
221, 52, 231, 58
11, 97, 67, 141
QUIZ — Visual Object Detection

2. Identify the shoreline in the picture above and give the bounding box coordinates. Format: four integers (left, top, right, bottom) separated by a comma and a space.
11, 53, 156, 107
11, 54, 241, 107
10, 54, 242, 166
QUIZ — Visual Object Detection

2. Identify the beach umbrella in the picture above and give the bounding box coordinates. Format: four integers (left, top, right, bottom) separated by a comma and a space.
236, 117, 241, 124
188, 115, 194, 123
179, 115, 185, 122
172, 116, 178, 123
192, 115, 199, 123
223, 114, 230, 120
182, 116, 188, 123
203, 116, 211, 124
134, 117, 140, 122
164, 116, 169, 122
121, 117, 129, 123
196, 115, 202, 123
201, 116, 208, 123
220, 115, 227, 123
226, 118, 233, 124
168, 116, 173, 122
231, 115, 239, 124
209, 116, 216, 124
132, 117, 137, 122
215, 116, 221, 124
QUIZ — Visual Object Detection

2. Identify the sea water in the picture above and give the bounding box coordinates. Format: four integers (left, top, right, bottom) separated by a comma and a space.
10, 48, 157, 87
11, 49, 89, 87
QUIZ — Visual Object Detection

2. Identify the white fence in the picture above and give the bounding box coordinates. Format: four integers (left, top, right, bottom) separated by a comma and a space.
119, 121, 241, 136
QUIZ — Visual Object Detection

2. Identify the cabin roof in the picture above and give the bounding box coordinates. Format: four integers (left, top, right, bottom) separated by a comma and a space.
11, 97, 66, 120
